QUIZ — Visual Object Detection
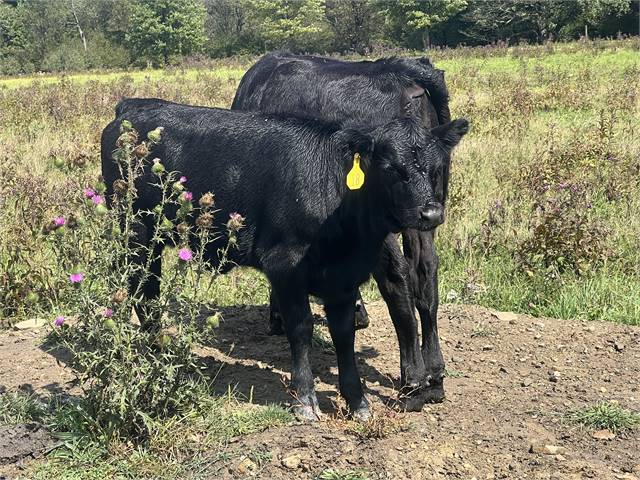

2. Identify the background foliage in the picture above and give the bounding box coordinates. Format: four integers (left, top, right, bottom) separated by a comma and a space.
0, 0, 637, 73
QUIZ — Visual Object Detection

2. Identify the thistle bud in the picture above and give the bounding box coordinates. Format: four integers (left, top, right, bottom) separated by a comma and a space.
133, 144, 149, 159
120, 120, 133, 132
151, 160, 165, 175
147, 127, 163, 143
113, 179, 127, 196
177, 222, 190, 235
160, 217, 174, 231
104, 318, 117, 330
53, 157, 65, 169
196, 212, 213, 228
95, 204, 108, 216
112, 289, 127, 304
199, 192, 215, 209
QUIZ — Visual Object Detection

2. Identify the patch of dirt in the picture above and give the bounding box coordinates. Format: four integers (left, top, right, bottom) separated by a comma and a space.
0, 424, 54, 466
1, 303, 639, 479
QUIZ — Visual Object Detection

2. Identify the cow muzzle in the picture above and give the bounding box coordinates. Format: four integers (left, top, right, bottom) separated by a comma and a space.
419, 203, 445, 229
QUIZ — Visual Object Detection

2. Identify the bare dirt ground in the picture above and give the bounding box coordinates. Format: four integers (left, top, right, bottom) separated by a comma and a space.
1, 302, 639, 479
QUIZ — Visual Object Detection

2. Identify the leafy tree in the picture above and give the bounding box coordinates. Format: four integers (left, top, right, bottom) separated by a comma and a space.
204, 0, 252, 56
325, 0, 381, 53
247, 0, 330, 52
126, 0, 206, 65
379, 0, 467, 48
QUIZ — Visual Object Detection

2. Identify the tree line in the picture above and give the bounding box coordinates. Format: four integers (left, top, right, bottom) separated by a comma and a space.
0, 0, 637, 74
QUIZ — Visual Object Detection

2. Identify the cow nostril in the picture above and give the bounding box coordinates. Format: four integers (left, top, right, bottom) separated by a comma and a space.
420, 205, 444, 225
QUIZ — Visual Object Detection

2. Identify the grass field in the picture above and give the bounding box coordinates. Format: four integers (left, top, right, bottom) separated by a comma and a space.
2, 38, 638, 325
0, 37, 639, 479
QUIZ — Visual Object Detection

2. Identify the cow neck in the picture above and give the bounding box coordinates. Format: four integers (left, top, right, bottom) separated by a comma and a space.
320, 143, 391, 265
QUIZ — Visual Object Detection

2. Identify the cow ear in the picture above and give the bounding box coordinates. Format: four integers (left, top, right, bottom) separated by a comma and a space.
431, 118, 469, 150
340, 129, 374, 166
403, 83, 426, 117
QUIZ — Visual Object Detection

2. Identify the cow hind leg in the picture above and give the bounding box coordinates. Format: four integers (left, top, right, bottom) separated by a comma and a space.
272, 284, 321, 421
403, 230, 446, 403
268, 291, 285, 335
354, 291, 370, 330
325, 294, 369, 420
129, 218, 163, 333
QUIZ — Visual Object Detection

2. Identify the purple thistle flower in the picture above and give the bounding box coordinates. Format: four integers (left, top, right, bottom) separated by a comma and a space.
54, 216, 66, 227
69, 272, 84, 283
54, 315, 65, 327
92, 195, 105, 205
179, 176, 187, 184
103, 308, 114, 318
83, 188, 96, 199
178, 247, 193, 262
183, 191, 193, 202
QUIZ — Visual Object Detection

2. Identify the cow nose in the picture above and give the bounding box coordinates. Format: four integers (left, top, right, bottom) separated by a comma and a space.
419, 204, 444, 227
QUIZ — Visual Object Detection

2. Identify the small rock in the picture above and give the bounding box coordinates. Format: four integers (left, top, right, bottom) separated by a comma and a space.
556, 454, 566, 461
591, 429, 616, 440
493, 311, 518, 322
13, 318, 48, 330
614, 342, 625, 352
282, 454, 301, 469
548, 371, 560, 383
499, 367, 509, 374
521, 378, 533, 387
586, 325, 596, 332
632, 465, 640, 474
236, 457, 257, 476
600, 387, 608, 393
529, 444, 567, 455
482, 344, 494, 351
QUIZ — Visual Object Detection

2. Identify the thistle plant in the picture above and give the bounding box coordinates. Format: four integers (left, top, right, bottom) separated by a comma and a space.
48, 122, 234, 443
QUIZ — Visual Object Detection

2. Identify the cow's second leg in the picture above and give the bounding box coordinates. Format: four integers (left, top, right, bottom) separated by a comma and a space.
373, 234, 428, 411
403, 229, 446, 403
272, 284, 320, 420
324, 293, 369, 420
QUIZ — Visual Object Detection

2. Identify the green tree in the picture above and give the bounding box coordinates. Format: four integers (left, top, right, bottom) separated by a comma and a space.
380, 0, 467, 48
325, 0, 381, 53
247, 0, 330, 52
126, 0, 206, 66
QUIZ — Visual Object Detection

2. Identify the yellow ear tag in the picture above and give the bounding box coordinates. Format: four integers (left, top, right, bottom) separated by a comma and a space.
346, 152, 365, 190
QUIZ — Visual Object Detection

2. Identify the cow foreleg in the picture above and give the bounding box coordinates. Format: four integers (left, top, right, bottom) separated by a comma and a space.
325, 294, 370, 420
373, 234, 428, 411
272, 284, 320, 420
403, 229, 446, 403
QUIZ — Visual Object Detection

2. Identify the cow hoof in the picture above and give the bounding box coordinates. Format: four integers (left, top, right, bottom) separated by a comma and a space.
293, 404, 321, 422
402, 394, 426, 412
424, 379, 445, 404
354, 300, 369, 330
351, 406, 371, 422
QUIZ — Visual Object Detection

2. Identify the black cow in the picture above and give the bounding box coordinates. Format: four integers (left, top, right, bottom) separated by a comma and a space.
101, 98, 468, 420
232, 52, 454, 403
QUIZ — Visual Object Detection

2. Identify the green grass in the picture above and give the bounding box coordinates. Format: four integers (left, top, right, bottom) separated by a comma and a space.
0, 391, 49, 425
318, 468, 369, 480
24, 393, 293, 479
0, 65, 245, 89
566, 401, 640, 433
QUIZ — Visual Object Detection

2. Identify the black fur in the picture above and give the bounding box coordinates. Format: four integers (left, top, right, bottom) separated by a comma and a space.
101, 98, 467, 419
231, 51, 462, 408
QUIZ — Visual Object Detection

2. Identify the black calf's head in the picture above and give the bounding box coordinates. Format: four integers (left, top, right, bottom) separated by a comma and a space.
366, 118, 468, 232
